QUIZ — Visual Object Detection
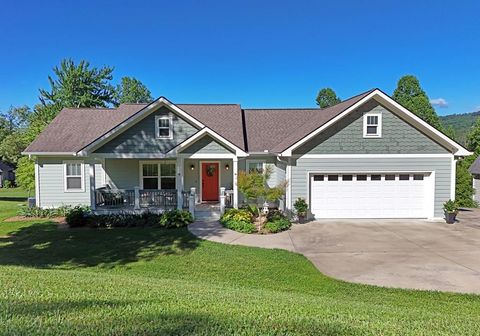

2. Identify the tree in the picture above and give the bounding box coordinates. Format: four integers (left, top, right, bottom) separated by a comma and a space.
0, 132, 29, 165
39, 59, 116, 108
316, 88, 341, 108
114, 77, 153, 105
466, 117, 480, 154
16, 156, 35, 195
237, 166, 287, 207
393, 75, 444, 131
456, 156, 477, 207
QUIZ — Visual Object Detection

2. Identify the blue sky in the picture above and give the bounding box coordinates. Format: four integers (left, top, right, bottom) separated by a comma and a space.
0, 0, 479, 115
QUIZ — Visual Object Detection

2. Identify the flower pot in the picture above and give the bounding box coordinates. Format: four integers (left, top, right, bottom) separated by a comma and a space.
445, 211, 457, 224
298, 215, 306, 224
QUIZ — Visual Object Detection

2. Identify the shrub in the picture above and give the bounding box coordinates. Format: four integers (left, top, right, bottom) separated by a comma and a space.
220, 209, 256, 233
266, 209, 286, 222
293, 198, 308, 217
220, 208, 253, 224
160, 209, 194, 228
66, 206, 91, 227
264, 218, 291, 233
2, 180, 13, 188
17, 205, 73, 218
223, 219, 256, 233
443, 200, 458, 214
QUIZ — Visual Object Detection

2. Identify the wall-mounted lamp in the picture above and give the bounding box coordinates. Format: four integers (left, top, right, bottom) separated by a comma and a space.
190, 164, 195, 171
225, 164, 230, 170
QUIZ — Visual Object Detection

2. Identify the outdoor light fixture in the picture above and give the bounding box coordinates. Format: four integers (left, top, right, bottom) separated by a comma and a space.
190, 164, 195, 171
225, 164, 230, 170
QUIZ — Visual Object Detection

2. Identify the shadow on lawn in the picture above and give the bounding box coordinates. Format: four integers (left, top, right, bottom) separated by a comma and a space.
0, 221, 199, 268
3, 297, 360, 335
0, 196, 28, 202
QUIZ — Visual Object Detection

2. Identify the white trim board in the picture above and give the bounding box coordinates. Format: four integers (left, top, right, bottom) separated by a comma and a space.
281, 89, 472, 157
63, 160, 85, 193
78, 97, 205, 156
296, 154, 454, 159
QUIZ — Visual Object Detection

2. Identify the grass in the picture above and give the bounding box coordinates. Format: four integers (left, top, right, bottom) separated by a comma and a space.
0, 188, 41, 235
0, 199, 480, 334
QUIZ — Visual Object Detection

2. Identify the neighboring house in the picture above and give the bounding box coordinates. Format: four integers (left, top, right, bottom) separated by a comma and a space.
0, 161, 15, 187
23, 89, 471, 220
469, 157, 480, 202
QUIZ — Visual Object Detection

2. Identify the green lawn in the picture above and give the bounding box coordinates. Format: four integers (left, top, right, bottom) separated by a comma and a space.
0, 199, 479, 335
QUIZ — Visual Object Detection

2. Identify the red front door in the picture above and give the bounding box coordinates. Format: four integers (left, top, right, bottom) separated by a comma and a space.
201, 162, 219, 201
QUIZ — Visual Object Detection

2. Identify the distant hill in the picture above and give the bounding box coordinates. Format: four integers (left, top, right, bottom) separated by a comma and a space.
440, 111, 480, 145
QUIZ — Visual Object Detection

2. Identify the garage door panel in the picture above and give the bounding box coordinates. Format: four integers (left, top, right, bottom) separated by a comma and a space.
310, 173, 428, 219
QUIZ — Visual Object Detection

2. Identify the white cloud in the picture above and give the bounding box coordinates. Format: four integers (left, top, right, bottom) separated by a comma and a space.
430, 98, 448, 108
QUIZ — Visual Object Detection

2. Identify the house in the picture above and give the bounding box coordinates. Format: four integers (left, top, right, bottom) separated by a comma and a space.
469, 157, 480, 202
0, 161, 15, 188
23, 89, 471, 220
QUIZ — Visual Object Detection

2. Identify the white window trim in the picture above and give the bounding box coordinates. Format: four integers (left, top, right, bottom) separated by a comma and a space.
363, 112, 382, 138
139, 160, 176, 190
246, 160, 266, 173
64, 160, 85, 192
155, 115, 173, 140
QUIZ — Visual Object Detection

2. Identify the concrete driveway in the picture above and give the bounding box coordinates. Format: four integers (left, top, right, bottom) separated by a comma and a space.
189, 209, 480, 294
291, 209, 480, 294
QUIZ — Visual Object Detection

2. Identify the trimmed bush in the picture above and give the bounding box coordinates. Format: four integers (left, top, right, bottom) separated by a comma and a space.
220, 209, 256, 233
224, 219, 256, 233
18, 205, 74, 218
160, 209, 194, 228
264, 218, 291, 233
66, 206, 91, 228
66, 209, 194, 229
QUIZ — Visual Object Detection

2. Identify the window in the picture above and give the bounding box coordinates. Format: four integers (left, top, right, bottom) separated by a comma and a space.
371, 174, 381, 181
413, 174, 424, 181
247, 160, 265, 173
155, 116, 173, 139
356, 174, 367, 181
313, 175, 324, 181
64, 161, 84, 192
140, 161, 176, 189
328, 175, 338, 181
342, 175, 353, 181
385, 174, 396, 181
363, 113, 382, 137
399, 174, 410, 181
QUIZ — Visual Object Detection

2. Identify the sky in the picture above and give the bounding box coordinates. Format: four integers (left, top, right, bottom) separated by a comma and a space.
0, 0, 479, 116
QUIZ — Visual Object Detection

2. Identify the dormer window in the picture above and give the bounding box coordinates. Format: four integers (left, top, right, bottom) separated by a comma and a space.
155, 116, 173, 139
363, 113, 382, 138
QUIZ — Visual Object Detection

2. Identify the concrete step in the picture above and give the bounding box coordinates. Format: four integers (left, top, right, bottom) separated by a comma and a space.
194, 210, 221, 221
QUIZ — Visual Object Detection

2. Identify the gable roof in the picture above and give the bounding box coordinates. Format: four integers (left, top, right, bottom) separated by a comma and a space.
470, 157, 480, 174
244, 89, 375, 153
24, 89, 471, 157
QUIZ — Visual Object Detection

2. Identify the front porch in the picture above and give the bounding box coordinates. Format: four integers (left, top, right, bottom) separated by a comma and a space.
89, 156, 238, 214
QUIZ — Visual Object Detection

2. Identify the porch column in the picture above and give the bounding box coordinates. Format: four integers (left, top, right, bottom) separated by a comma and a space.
233, 157, 238, 208
89, 162, 96, 211
176, 155, 185, 209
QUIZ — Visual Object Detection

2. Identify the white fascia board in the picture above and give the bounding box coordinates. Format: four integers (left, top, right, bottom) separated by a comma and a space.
77, 97, 205, 156
298, 154, 453, 159
281, 91, 378, 156
281, 89, 473, 157
173, 128, 248, 157
373, 91, 472, 157
90, 153, 176, 159
23, 152, 77, 156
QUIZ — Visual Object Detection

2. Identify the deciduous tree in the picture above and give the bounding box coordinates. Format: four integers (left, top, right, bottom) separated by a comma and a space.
315, 88, 341, 108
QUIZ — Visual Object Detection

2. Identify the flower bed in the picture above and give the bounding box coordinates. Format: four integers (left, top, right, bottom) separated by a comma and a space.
220, 208, 291, 234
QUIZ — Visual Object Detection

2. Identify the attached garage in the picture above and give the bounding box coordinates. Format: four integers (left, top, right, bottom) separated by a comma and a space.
309, 171, 434, 219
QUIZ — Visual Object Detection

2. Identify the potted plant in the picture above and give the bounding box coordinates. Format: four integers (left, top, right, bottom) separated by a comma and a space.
443, 199, 458, 224
294, 198, 308, 223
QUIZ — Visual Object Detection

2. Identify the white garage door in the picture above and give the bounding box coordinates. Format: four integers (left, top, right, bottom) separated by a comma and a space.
310, 173, 429, 219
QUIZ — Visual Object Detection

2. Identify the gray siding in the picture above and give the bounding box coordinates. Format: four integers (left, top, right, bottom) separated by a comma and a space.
474, 176, 480, 202
105, 159, 140, 189
294, 102, 449, 155
182, 135, 233, 154
290, 157, 452, 218
95, 106, 199, 154
37, 157, 92, 207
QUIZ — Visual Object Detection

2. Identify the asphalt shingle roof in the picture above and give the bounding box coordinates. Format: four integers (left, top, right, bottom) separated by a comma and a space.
25, 89, 375, 154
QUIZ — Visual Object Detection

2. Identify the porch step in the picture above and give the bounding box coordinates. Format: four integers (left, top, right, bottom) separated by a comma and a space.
194, 210, 221, 222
